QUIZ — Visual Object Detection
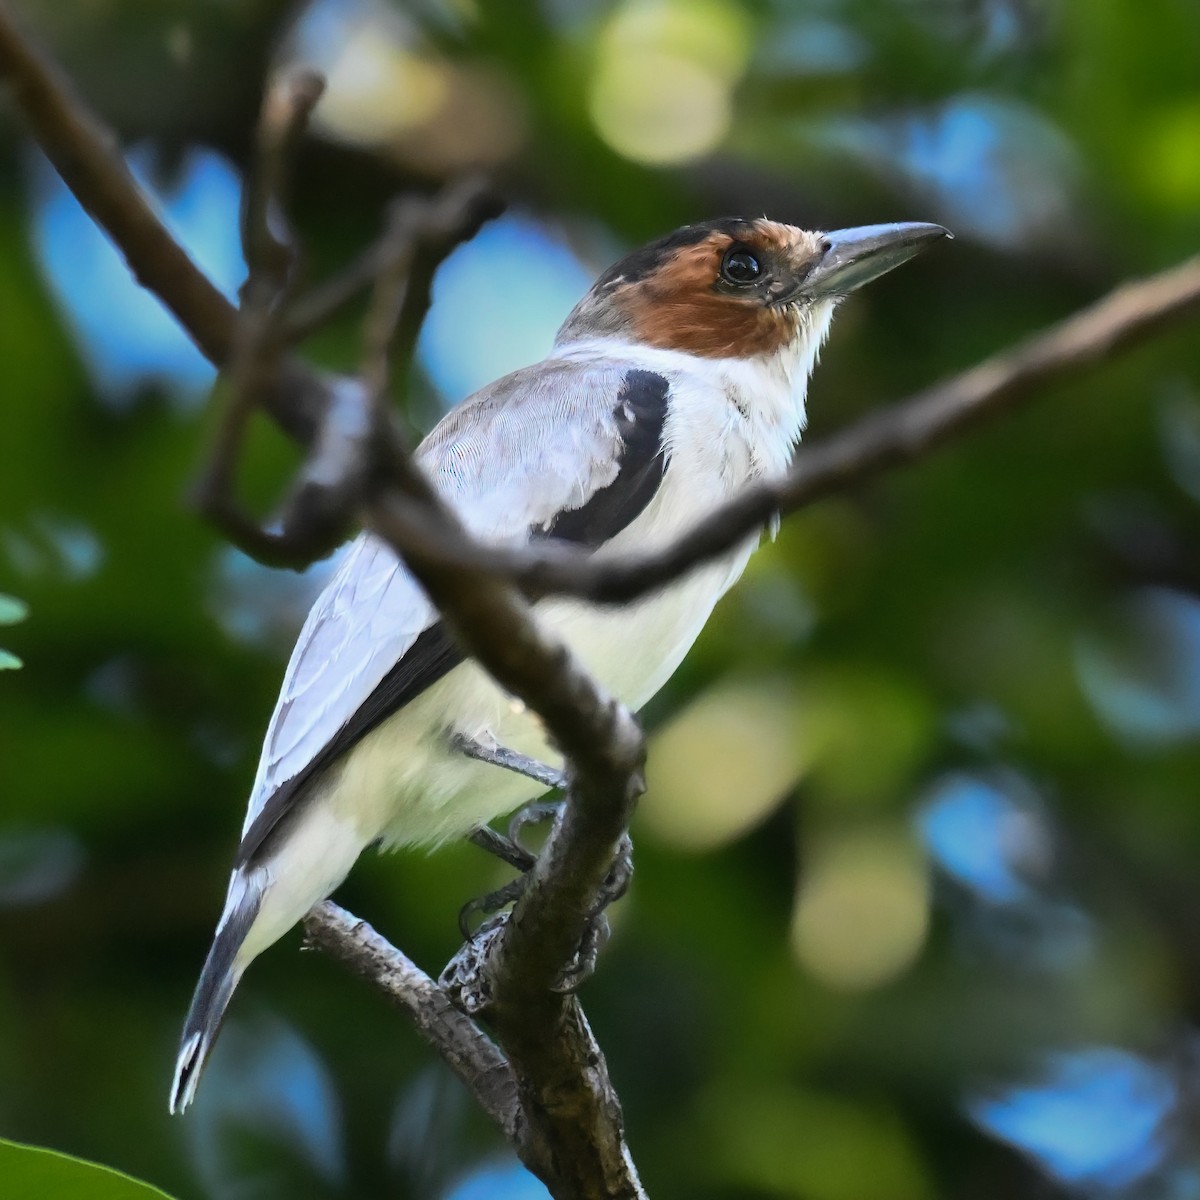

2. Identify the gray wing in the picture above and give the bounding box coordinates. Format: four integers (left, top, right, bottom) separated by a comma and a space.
236, 359, 671, 863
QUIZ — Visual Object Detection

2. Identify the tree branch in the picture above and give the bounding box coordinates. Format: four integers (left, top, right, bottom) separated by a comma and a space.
1, 9, 643, 1190
0, 1, 237, 364
356, 253, 1200, 605
303, 901, 520, 1141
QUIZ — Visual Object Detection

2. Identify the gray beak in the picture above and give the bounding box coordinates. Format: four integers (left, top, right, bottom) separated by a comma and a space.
804, 222, 952, 297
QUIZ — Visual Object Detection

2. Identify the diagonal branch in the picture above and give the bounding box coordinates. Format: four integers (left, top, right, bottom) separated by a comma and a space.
0, 1, 238, 365
303, 901, 520, 1139
360, 253, 1200, 604
0, 8, 640, 1191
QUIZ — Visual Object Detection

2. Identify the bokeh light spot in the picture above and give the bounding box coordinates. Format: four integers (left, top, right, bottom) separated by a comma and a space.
444, 1160, 551, 1200
1076, 587, 1200, 745
186, 1015, 346, 1192
291, 0, 448, 143
1137, 101, 1200, 209
286, 0, 525, 170
916, 771, 1050, 905
791, 827, 930, 991
640, 678, 803, 851
588, 0, 750, 165
969, 1047, 1176, 1189
418, 213, 592, 404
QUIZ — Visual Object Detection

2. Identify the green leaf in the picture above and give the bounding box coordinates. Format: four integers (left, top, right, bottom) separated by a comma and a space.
0, 649, 22, 670
0, 1139, 176, 1200
0, 594, 28, 625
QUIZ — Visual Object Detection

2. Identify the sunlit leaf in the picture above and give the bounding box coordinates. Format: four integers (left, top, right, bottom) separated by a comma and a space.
0, 1138, 175, 1199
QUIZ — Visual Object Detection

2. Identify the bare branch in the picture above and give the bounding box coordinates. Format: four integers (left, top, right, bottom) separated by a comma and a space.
288, 174, 501, 347
360, 198, 426, 421
362, 254, 1200, 605
363, 489, 647, 1196
191, 68, 333, 567
240, 67, 325, 298
238, 65, 326, 309
386, 175, 500, 379
454, 763, 649, 1200
0, 0, 237, 364
284, 238, 393, 343
303, 901, 521, 1141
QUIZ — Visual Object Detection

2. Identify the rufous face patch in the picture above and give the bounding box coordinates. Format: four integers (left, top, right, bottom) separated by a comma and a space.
611, 220, 827, 359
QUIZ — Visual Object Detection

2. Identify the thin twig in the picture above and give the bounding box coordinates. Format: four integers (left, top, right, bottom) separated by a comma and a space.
285, 238, 395, 343
285, 176, 501, 346
303, 901, 521, 1141
360, 197, 426, 426
192, 68, 328, 565
240, 66, 325, 300
388, 175, 500, 379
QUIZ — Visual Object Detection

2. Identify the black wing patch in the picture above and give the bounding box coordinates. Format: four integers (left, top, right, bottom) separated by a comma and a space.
235, 368, 670, 867
544, 370, 670, 544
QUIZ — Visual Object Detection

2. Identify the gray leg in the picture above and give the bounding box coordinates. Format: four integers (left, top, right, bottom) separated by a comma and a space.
467, 826, 535, 873
451, 732, 566, 791
454, 731, 566, 872
449, 733, 633, 993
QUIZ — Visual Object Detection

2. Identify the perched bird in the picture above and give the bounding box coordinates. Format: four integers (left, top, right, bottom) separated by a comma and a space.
170, 216, 948, 1112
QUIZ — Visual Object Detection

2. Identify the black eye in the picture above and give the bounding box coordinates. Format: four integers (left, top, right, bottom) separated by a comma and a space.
721, 246, 762, 286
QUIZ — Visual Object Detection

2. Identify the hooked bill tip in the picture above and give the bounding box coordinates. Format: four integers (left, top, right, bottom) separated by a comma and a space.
806, 220, 952, 297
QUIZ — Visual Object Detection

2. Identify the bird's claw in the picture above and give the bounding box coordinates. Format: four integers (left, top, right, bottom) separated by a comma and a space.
457, 875, 527, 940
507, 798, 564, 847
451, 733, 566, 792
551, 912, 612, 993
447, 826, 634, 1008
442, 904, 614, 1009
439, 914, 505, 1014
599, 831, 635, 907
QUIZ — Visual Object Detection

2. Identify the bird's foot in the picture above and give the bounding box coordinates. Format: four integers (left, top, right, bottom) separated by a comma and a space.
459, 798, 566, 936
439, 913, 506, 1014
456, 732, 571, 887
445, 824, 635, 1010
508, 798, 564, 845
440, 907, 614, 1014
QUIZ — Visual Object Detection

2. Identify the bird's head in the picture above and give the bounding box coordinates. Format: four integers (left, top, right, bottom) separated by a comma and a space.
557, 217, 950, 360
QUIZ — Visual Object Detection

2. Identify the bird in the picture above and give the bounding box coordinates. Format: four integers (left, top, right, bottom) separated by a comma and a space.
169, 215, 949, 1113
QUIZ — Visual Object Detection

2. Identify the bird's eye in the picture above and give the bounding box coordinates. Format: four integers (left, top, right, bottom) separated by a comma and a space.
721, 246, 762, 286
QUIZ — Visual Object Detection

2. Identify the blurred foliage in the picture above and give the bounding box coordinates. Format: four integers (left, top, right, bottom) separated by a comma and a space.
1, 0, 1200, 1197
0, 593, 27, 669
